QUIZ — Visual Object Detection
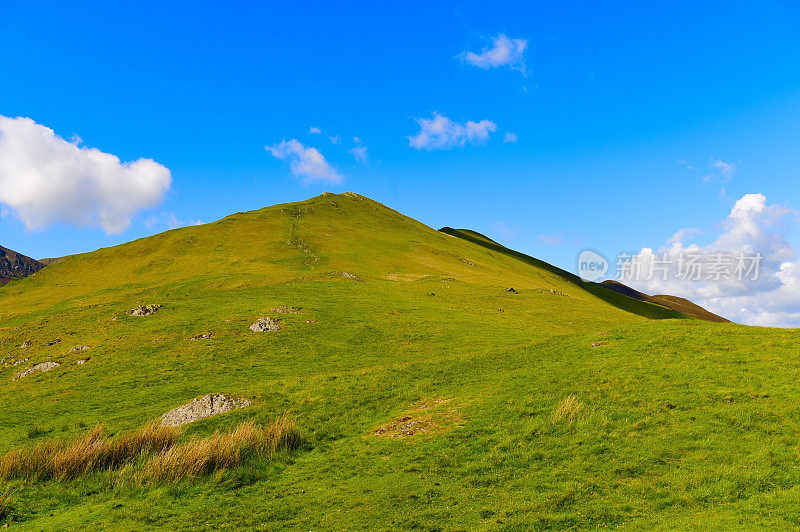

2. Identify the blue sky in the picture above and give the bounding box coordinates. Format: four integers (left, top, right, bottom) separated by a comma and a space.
1, 1, 800, 324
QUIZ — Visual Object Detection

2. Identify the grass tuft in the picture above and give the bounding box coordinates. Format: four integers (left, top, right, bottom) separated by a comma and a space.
136, 414, 301, 484
0, 423, 179, 481
0, 416, 299, 484
551, 395, 585, 424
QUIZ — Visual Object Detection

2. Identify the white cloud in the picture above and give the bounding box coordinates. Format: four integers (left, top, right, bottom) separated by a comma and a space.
145, 211, 202, 230
349, 147, 368, 163
493, 221, 517, 241
538, 234, 562, 245
266, 139, 342, 185
618, 193, 800, 327
459, 34, 528, 72
538, 231, 584, 246
329, 135, 341, 145
348, 137, 368, 163
309, 126, 322, 134
681, 157, 738, 184
503, 132, 518, 143
408, 113, 497, 150
0, 116, 171, 234
667, 227, 702, 244
711, 158, 737, 180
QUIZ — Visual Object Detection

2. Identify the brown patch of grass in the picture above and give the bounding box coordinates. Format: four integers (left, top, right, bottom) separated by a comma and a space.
551, 395, 585, 424
373, 398, 462, 438
0, 423, 179, 481
136, 414, 300, 483
0, 414, 300, 483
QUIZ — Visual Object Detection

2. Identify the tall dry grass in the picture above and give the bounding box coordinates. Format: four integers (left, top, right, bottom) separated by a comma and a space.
136, 414, 300, 483
0, 423, 179, 481
0, 415, 300, 484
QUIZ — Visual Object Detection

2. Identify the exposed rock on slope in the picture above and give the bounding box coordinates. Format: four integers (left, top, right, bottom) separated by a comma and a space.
249, 317, 280, 332
129, 304, 162, 317
13, 361, 60, 381
161, 394, 252, 426
0, 245, 44, 286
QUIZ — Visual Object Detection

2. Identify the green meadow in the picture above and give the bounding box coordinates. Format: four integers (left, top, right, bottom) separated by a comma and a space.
1, 192, 798, 529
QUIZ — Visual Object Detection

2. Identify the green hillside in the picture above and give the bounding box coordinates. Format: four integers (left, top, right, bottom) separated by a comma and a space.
1, 192, 799, 529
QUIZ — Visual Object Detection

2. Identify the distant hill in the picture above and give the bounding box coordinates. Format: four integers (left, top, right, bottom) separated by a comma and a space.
601, 279, 729, 323
0, 245, 43, 286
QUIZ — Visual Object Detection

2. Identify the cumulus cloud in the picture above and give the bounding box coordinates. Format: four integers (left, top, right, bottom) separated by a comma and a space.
308, 126, 322, 134
408, 113, 497, 150
617, 193, 800, 327
266, 139, 342, 185
503, 132, 518, 143
0, 116, 171, 234
459, 34, 528, 72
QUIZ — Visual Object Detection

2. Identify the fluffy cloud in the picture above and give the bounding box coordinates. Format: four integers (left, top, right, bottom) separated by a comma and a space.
0, 116, 171, 234
266, 139, 342, 185
617, 193, 800, 327
503, 132, 518, 143
459, 34, 527, 71
308, 126, 322, 135
408, 113, 497, 150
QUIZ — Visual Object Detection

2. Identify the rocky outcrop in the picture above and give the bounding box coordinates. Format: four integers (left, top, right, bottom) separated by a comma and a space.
160, 394, 252, 427
13, 361, 60, 381
249, 317, 280, 332
129, 304, 162, 317
0, 245, 44, 286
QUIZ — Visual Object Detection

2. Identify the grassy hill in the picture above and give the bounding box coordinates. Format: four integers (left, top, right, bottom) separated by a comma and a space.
601, 280, 730, 323
1, 192, 798, 529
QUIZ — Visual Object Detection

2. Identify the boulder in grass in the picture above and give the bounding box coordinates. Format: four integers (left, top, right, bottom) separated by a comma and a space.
161, 394, 252, 427
13, 361, 60, 381
249, 317, 280, 332
129, 304, 162, 317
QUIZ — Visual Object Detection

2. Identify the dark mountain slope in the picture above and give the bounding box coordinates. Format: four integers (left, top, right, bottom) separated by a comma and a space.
0, 245, 43, 286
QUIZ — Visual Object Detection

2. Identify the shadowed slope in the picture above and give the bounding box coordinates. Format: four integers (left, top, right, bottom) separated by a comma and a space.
602, 280, 729, 323
0, 245, 43, 286
439, 227, 685, 320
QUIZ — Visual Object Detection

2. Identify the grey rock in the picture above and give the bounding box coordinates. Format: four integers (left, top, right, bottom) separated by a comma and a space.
13, 361, 60, 381
161, 394, 252, 427
129, 304, 162, 317
249, 317, 280, 332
